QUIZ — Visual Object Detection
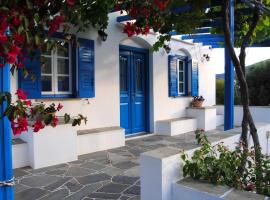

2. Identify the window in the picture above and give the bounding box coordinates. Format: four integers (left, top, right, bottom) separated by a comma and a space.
19, 37, 95, 99
41, 43, 72, 95
177, 59, 185, 95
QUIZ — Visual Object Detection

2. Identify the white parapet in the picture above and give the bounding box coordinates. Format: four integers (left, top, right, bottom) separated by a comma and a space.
20, 124, 77, 169
12, 139, 29, 169
77, 126, 125, 155
140, 147, 182, 200
186, 107, 217, 131
155, 117, 197, 136
140, 123, 270, 200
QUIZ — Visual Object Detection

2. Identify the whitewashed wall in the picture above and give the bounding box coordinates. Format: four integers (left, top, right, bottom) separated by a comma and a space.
11, 12, 215, 133
216, 105, 270, 126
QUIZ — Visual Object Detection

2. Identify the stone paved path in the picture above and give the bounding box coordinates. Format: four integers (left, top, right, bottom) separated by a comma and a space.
14, 127, 236, 200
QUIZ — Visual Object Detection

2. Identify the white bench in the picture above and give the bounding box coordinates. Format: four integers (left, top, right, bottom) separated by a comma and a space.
77, 126, 125, 155
156, 117, 197, 136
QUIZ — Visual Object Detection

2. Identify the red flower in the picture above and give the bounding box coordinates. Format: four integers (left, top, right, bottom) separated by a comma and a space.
51, 116, 59, 127
67, 0, 75, 7
32, 120, 45, 132
16, 62, 24, 68
17, 88, 27, 100
154, 0, 169, 10
49, 15, 65, 33
57, 103, 63, 111
5, 53, 17, 64
12, 16, 21, 26
12, 117, 28, 135
13, 33, 25, 44
24, 100, 32, 106
123, 22, 136, 37
9, 44, 21, 54
0, 34, 8, 44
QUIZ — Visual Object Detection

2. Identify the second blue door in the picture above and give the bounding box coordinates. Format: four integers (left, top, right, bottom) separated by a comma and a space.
120, 47, 147, 135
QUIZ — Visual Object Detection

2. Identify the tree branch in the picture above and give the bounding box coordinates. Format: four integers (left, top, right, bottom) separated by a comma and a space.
239, 2, 261, 74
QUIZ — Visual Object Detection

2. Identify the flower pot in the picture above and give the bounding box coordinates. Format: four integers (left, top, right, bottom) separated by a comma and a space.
192, 100, 203, 108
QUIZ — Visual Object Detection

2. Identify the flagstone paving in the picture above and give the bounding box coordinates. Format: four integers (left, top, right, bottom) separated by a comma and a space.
14, 127, 237, 200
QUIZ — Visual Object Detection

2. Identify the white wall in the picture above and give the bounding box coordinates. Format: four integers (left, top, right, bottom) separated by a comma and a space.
216, 105, 270, 126
11, 12, 216, 134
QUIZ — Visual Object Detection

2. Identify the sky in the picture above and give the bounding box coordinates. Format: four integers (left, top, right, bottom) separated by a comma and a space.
208, 47, 270, 74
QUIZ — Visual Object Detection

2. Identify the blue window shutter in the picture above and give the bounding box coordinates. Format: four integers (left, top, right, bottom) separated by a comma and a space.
78, 38, 95, 98
168, 55, 178, 97
18, 52, 41, 99
184, 58, 189, 96
191, 60, 199, 96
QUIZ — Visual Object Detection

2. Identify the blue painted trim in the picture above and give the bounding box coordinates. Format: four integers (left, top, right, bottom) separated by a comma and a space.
171, 4, 192, 14
181, 34, 223, 40
119, 45, 149, 53
224, 0, 235, 130
192, 37, 224, 43
116, 15, 133, 22
0, 64, 14, 200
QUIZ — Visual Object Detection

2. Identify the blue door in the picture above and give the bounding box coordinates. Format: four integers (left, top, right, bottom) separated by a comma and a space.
120, 47, 148, 135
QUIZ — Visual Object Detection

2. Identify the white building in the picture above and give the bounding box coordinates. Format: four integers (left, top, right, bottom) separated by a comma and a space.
11, 12, 217, 169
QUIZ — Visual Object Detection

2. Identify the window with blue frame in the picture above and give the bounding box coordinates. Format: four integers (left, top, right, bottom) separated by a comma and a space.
18, 37, 95, 99
168, 55, 198, 97
41, 43, 72, 96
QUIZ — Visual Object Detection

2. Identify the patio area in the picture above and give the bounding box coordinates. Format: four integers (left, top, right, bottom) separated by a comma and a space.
14, 126, 238, 200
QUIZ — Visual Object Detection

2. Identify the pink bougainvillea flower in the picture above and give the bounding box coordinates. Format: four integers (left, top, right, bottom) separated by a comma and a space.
67, 0, 75, 7
49, 15, 65, 33
57, 103, 63, 111
123, 22, 135, 37
25, 100, 32, 106
13, 33, 25, 44
5, 53, 17, 64
33, 120, 45, 132
12, 16, 21, 26
51, 116, 59, 127
0, 34, 8, 44
17, 88, 27, 100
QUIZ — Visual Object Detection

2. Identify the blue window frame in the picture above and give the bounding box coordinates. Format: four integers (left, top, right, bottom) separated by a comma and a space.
18, 36, 95, 99
168, 55, 189, 97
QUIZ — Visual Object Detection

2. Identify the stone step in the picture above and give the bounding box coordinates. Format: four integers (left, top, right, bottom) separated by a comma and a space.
155, 117, 197, 136
12, 138, 29, 169
77, 126, 125, 155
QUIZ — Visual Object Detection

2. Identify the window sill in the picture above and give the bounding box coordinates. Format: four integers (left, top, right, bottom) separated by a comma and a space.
171, 95, 193, 98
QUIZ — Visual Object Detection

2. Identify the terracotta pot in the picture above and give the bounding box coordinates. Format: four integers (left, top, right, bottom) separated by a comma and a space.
192, 100, 203, 108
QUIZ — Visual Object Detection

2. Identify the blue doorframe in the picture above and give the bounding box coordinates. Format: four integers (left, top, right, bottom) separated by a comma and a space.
119, 45, 150, 136
0, 64, 14, 200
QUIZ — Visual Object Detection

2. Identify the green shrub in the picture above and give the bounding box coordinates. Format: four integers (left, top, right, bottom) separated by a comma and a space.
216, 79, 241, 105
247, 59, 270, 106
181, 130, 270, 196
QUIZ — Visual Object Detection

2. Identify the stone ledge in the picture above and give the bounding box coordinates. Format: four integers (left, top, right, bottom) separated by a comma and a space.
77, 126, 123, 136
156, 117, 195, 123
176, 178, 267, 200
12, 138, 27, 145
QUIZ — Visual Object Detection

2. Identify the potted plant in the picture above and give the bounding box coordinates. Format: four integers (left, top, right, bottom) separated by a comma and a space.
191, 96, 205, 108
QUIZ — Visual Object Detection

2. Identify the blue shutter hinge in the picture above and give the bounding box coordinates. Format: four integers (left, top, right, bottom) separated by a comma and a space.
0, 177, 15, 187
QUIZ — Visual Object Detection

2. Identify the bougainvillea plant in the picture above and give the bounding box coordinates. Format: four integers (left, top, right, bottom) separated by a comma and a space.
0, 89, 87, 135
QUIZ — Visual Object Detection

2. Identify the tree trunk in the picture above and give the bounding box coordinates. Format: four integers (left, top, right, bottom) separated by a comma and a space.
221, 0, 263, 192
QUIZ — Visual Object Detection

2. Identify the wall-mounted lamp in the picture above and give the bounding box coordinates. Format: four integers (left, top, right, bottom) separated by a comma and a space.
163, 45, 171, 54
203, 54, 210, 61
98, 29, 108, 42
